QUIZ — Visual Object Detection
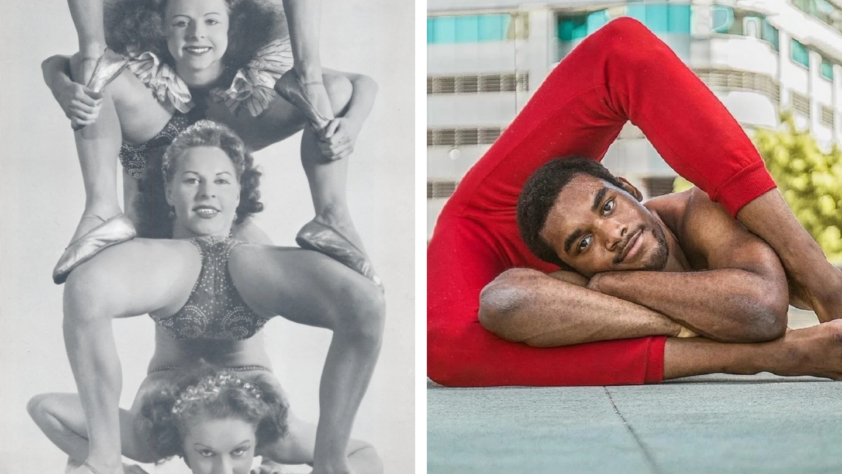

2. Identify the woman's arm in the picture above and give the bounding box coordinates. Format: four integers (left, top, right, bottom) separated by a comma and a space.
63, 239, 200, 474
42, 54, 103, 129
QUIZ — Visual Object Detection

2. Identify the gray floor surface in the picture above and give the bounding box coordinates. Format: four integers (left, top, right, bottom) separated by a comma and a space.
428, 311, 842, 473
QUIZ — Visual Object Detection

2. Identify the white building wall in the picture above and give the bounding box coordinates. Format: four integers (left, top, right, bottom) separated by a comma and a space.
427, 0, 842, 236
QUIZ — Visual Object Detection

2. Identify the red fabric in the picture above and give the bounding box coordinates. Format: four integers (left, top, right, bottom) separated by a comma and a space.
427, 18, 776, 387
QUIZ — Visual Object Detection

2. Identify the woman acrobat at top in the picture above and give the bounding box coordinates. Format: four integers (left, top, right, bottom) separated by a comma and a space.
43, 0, 381, 286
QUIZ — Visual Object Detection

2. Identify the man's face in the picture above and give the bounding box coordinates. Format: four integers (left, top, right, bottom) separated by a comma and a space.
539, 174, 669, 277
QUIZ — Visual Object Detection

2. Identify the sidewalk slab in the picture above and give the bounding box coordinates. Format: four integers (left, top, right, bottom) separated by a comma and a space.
429, 377, 842, 473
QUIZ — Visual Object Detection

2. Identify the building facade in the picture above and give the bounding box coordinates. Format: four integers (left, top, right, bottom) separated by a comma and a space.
428, 0, 842, 238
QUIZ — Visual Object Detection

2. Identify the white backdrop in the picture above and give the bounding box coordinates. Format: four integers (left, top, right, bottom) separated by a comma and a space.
0, 0, 415, 472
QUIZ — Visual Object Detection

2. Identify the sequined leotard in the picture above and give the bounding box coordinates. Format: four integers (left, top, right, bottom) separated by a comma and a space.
119, 112, 198, 180
151, 236, 269, 340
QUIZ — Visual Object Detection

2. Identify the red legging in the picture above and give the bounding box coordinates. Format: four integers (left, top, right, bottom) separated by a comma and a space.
427, 18, 777, 387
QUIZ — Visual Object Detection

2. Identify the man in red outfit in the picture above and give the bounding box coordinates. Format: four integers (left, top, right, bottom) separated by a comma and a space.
427, 17, 842, 387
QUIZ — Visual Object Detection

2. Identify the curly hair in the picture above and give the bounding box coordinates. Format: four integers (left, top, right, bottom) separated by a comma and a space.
139, 366, 289, 462
134, 120, 264, 238
517, 157, 626, 270
104, 0, 287, 89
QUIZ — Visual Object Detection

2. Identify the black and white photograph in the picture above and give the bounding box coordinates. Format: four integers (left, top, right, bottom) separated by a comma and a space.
0, 0, 415, 473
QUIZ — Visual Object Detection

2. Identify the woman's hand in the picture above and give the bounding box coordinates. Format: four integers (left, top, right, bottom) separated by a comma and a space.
318, 118, 361, 160
252, 458, 286, 474
123, 463, 150, 474
57, 80, 103, 129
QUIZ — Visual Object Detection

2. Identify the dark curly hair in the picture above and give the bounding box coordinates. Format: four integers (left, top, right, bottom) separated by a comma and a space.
104, 0, 287, 89
517, 157, 626, 270
134, 120, 264, 238
139, 365, 289, 463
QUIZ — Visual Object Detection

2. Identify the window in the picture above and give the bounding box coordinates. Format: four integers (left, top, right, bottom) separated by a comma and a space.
626, 4, 691, 34
711, 6, 779, 50
763, 21, 779, 51
428, 181, 459, 199
791, 92, 811, 116
428, 13, 527, 44
427, 73, 529, 94
694, 68, 780, 105
821, 59, 834, 81
557, 10, 608, 41
791, 39, 810, 68
427, 128, 504, 147
557, 4, 690, 43
793, 0, 842, 33
821, 105, 835, 127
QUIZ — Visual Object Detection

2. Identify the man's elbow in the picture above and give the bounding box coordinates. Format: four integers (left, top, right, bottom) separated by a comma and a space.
478, 270, 534, 340
731, 292, 788, 342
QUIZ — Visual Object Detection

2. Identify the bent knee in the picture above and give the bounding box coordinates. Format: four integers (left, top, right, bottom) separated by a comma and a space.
27, 393, 54, 422
323, 73, 353, 115
340, 279, 386, 344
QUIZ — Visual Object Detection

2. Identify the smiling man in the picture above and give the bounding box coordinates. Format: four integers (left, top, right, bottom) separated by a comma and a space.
428, 17, 842, 387
481, 157, 791, 347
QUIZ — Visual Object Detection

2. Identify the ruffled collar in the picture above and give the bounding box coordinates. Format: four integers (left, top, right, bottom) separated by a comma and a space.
125, 38, 293, 117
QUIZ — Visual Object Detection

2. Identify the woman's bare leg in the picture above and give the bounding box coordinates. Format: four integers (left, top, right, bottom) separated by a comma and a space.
67, 59, 123, 243
282, 0, 334, 121
26, 392, 155, 464
260, 412, 383, 474
663, 320, 842, 380
230, 246, 384, 474
63, 240, 200, 474
299, 73, 368, 252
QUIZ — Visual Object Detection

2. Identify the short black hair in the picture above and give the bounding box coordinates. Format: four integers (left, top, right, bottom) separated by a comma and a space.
517, 157, 625, 269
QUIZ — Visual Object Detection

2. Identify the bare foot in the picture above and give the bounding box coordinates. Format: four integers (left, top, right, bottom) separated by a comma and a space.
775, 320, 842, 379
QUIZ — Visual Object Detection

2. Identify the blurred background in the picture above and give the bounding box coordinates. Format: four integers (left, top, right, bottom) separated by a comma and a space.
0, 0, 415, 472
426, 0, 842, 264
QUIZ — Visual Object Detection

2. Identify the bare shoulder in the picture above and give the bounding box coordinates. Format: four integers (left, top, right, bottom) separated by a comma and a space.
680, 188, 782, 273
644, 189, 692, 230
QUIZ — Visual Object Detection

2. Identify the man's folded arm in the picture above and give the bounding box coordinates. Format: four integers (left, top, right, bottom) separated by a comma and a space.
590, 189, 789, 343
478, 268, 687, 347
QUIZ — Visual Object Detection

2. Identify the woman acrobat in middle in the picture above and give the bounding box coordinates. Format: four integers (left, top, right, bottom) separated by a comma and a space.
41, 120, 384, 474
43, 0, 380, 285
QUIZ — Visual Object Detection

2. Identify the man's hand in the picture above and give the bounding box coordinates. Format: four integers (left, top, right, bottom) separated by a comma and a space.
318, 118, 360, 161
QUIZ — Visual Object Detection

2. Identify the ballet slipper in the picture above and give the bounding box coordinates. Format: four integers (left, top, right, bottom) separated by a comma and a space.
275, 70, 331, 131
85, 48, 129, 93
296, 220, 382, 289
72, 48, 129, 131
53, 213, 136, 285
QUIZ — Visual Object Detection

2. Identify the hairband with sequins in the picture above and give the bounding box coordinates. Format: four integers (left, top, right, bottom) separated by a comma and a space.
172, 372, 263, 415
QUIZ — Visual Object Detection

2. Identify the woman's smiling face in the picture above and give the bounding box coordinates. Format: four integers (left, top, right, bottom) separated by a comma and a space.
166, 146, 241, 239
165, 0, 230, 83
